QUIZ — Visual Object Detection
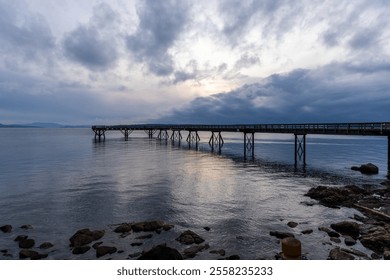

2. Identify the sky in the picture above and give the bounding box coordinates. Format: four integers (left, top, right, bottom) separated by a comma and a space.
0, 0, 389, 125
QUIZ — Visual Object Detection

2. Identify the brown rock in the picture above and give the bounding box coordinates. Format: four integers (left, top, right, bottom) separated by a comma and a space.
358, 163, 379, 175
69, 228, 105, 247
135, 234, 153, 239
19, 238, 35, 249
72, 246, 91, 255
344, 235, 357, 246
138, 245, 183, 260
114, 223, 132, 233
330, 221, 360, 239
39, 242, 54, 249
19, 249, 46, 260
96, 246, 117, 258
176, 230, 205, 245
328, 248, 355, 260
0, 225, 12, 233
183, 245, 206, 258
330, 237, 341, 243
360, 226, 390, 253
20, 224, 33, 230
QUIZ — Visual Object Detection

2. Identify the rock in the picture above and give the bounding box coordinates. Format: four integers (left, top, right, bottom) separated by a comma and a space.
203, 226, 211, 231
176, 230, 205, 245
0, 225, 12, 233
356, 163, 379, 175
96, 246, 117, 258
341, 248, 370, 259
318, 227, 340, 237
330, 221, 360, 239
128, 252, 142, 258
131, 222, 145, 232
301, 229, 313, 234
19, 238, 35, 249
19, 249, 47, 260
132, 221, 165, 232
69, 228, 105, 247
20, 224, 33, 230
92, 242, 103, 249
14, 235, 28, 242
328, 248, 355, 260
72, 246, 91, 255
135, 234, 153, 239
269, 231, 294, 239
228, 255, 240, 260
131, 242, 143, 246
360, 226, 390, 253
344, 236, 357, 246
163, 224, 174, 231
183, 245, 206, 258
305, 185, 367, 207
330, 237, 341, 243
210, 249, 226, 256
287, 222, 298, 228
155, 229, 161, 234
39, 242, 54, 249
138, 245, 183, 260
351, 166, 360, 171
383, 250, 390, 260
114, 223, 132, 233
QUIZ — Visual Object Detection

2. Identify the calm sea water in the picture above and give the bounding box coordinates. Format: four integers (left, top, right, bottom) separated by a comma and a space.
0, 128, 388, 259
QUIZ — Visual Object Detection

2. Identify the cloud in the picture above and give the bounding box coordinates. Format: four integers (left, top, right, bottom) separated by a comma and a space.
62, 3, 120, 71
126, 0, 189, 76
157, 61, 390, 124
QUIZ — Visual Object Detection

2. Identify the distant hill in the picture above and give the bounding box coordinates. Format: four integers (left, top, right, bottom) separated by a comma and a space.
0, 122, 89, 128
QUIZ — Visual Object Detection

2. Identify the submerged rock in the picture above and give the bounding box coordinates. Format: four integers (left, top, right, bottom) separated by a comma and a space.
0, 225, 12, 233
114, 223, 132, 233
138, 245, 183, 260
96, 246, 117, 258
69, 228, 105, 247
183, 244, 207, 258
269, 231, 294, 239
351, 163, 379, 175
176, 230, 205, 245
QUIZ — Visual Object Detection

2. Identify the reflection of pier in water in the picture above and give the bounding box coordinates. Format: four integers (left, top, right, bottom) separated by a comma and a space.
92, 122, 390, 170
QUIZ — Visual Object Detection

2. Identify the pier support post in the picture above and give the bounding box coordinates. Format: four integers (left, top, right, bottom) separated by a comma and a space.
145, 129, 156, 139
157, 129, 169, 141
243, 132, 255, 160
294, 134, 306, 166
209, 131, 224, 153
93, 128, 106, 141
171, 130, 182, 145
120, 129, 132, 141
186, 130, 200, 149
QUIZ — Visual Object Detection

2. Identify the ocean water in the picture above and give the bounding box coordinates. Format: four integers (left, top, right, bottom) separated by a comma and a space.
0, 128, 388, 259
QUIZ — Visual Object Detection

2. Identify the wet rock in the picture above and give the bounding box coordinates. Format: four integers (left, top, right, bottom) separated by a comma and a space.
301, 229, 313, 234
176, 230, 205, 245
128, 252, 142, 258
163, 224, 174, 231
287, 222, 298, 228
330, 237, 341, 243
236, 236, 244, 240
228, 255, 240, 260
72, 246, 91, 255
69, 228, 105, 247
14, 235, 28, 242
135, 234, 153, 239
131, 242, 143, 246
318, 227, 340, 237
19, 238, 35, 249
341, 248, 370, 259
203, 226, 211, 231
92, 242, 103, 249
155, 229, 161, 234
269, 231, 294, 239
20, 224, 33, 230
132, 221, 164, 232
0, 225, 12, 233
360, 226, 390, 253
118, 250, 124, 254
344, 236, 357, 246
328, 248, 355, 260
138, 245, 183, 260
39, 242, 54, 249
383, 250, 390, 260
96, 246, 117, 258
19, 249, 41, 259
210, 249, 226, 256
300, 201, 315, 206
305, 185, 367, 207
371, 253, 381, 259
114, 223, 132, 233
352, 163, 379, 175
330, 221, 360, 239
184, 245, 207, 258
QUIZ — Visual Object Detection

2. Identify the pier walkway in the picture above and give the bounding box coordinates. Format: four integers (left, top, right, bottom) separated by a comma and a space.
92, 122, 390, 171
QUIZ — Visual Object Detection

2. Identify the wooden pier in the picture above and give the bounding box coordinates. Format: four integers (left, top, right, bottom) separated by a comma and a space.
92, 122, 390, 171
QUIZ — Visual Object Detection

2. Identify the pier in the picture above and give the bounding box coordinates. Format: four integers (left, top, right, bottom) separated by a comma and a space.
92, 122, 390, 170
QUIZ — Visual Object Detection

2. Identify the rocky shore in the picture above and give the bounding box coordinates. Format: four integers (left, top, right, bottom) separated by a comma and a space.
1, 179, 389, 260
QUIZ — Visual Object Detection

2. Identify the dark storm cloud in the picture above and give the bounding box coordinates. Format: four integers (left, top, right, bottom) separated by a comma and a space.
62, 3, 120, 71
126, 0, 189, 76
157, 62, 390, 124
0, 1, 55, 62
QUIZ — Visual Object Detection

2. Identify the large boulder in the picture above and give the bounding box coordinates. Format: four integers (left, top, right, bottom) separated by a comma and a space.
359, 226, 390, 253
138, 245, 183, 260
305, 185, 367, 207
330, 221, 360, 239
351, 163, 379, 175
69, 228, 105, 247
